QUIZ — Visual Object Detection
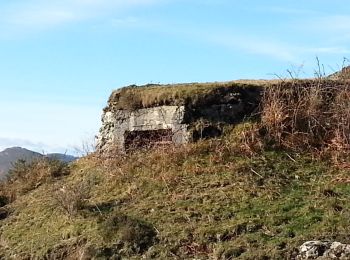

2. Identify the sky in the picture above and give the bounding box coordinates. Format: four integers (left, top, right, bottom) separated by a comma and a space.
1, 0, 350, 154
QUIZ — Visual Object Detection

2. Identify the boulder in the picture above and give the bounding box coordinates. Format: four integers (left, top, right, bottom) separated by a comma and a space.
296, 241, 350, 259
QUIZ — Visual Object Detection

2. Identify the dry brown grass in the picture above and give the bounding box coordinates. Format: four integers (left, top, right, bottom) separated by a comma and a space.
328, 85, 350, 161
52, 181, 91, 216
2, 122, 350, 259
256, 79, 350, 159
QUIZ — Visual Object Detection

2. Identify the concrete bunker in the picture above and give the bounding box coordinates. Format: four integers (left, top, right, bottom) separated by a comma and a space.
97, 82, 262, 152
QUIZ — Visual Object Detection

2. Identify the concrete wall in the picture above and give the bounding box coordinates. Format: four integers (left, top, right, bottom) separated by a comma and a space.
97, 106, 189, 151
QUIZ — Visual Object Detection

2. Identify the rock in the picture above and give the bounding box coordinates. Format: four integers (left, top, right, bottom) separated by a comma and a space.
296, 241, 350, 259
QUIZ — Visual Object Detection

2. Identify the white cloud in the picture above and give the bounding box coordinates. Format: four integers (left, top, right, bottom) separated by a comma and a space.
294, 14, 350, 44
0, 100, 101, 154
0, 137, 76, 154
209, 33, 298, 62
8, 8, 78, 28
0, 0, 162, 35
161, 25, 301, 62
306, 15, 350, 33
306, 47, 350, 55
260, 6, 319, 15
161, 17, 350, 63
111, 16, 140, 27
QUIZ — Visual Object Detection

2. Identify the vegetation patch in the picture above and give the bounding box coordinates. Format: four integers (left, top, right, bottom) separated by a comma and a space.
99, 212, 158, 255
248, 78, 350, 161
0, 157, 70, 203
106, 81, 263, 111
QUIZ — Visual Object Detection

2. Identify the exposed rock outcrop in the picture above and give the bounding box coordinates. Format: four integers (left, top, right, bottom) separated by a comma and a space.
296, 241, 350, 259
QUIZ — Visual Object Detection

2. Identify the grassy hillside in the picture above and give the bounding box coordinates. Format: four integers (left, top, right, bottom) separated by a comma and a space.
0, 124, 349, 259
0, 78, 349, 259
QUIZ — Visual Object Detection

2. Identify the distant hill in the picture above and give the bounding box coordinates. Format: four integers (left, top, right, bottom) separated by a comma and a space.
0, 147, 77, 180
46, 153, 77, 163
0, 147, 42, 179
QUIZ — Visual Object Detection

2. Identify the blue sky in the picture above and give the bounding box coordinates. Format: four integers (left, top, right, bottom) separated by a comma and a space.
0, 0, 350, 154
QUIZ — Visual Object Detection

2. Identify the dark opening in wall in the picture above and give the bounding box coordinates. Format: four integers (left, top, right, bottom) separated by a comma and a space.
124, 129, 173, 151
192, 126, 222, 141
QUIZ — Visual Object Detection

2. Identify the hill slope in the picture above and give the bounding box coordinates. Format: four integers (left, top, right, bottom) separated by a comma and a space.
0, 78, 349, 259
0, 125, 349, 259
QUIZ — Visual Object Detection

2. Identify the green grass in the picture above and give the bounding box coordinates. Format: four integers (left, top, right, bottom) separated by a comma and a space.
1, 124, 350, 259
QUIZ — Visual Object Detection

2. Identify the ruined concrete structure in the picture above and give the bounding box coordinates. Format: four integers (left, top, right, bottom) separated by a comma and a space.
97, 82, 262, 152
98, 106, 188, 151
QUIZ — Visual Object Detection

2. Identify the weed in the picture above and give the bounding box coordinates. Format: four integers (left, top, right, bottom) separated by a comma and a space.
52, 180, 91, 217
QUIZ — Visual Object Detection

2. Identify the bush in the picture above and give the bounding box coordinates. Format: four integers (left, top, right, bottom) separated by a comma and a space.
2, 158, 70, 202
52, 181, 91, 216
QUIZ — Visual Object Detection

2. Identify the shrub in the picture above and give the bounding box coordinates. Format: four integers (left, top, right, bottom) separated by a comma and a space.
52, 181, 91, 216
2, 158, 70, 202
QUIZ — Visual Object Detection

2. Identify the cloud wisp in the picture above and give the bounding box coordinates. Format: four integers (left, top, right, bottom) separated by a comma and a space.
208, 31, 350, 62
0, 0, 161, 37
0, 137, 68, 154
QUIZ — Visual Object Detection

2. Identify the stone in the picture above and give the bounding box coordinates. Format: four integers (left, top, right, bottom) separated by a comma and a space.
296, 241, 350, 259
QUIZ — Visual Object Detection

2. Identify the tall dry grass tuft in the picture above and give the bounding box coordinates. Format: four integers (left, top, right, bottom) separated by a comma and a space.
260, 84, 287, 145
257, 79, 350, 160
328, 85, 350, 162
52, 181, 91, 217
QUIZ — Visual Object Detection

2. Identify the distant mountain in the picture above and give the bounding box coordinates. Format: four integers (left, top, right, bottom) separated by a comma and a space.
0, 147, 77, 180
0, 147, 42, 179
45, 153, 77, 163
